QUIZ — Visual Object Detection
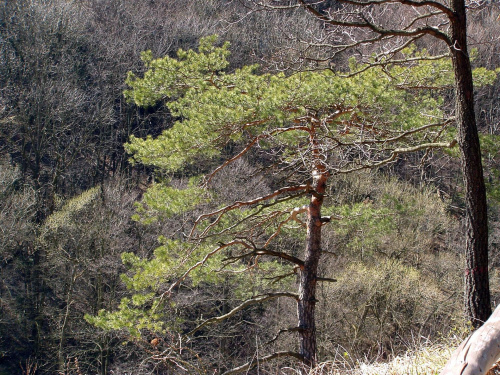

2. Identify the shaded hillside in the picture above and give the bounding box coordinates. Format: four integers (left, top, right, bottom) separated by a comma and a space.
1, 0, 500, 373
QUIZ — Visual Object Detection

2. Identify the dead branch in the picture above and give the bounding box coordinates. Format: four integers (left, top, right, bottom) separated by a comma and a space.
254, 248, 305, 267
186, 292, 299, 336
261, 205, 308, 247
266, 327, 304, 345
190, 184, 309, 238
221, 243, 305, 267
221, 351, 305, 375
194, 192, 307, 241
334, 139, 457, 174
162, 240, 252, 298
205, 125, 311, 187
339, 0, 453, 16
317, 277, 337, 282
297, 0, 452, 44
264, 271, 296, 283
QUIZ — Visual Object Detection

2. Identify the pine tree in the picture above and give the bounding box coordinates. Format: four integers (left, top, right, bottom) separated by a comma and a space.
89, 37, 496, 371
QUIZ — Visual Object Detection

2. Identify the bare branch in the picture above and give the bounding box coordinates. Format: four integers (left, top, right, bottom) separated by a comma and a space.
338, 0, 453, 16
221, 351, 305, 375
296, 0, 452, 44
290, 204, 309, 224
262, 204, 309, 247
334, 139, 457, 173
254, 248, 305, 267
317, 277, 338, 282
328, 119, 454, 147
192, 191, 307, 241
266, 327, 304, 345
339, 51, 450, 78
190, 184, 309, 238
186, 292, 299, 336
221, 239, 305, 267
264, 270, 297, 283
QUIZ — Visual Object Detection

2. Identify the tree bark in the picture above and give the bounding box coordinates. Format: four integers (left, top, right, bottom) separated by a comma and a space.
440, 304, 500, 375
298, 130, 327, 367
450, 0, 491, 328
298, 178, 323, 367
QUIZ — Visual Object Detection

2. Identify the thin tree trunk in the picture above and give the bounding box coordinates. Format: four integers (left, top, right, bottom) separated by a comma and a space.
450, 0, 491, 328
298, 130, 327, 367
58, 267, 78, 372
298, 180, 322, 367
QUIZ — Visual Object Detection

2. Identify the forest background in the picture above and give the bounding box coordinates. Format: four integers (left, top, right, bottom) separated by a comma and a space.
2, 0, 500, 374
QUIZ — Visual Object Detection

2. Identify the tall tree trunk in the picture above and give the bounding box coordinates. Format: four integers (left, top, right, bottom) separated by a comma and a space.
299, 176, 324, 367
450, 0, 491, 328
298, 130, 327, 367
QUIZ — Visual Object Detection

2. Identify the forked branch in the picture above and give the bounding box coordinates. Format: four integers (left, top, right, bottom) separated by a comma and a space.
335, 139, 457, 173
190, 184, 309, 238
296, 0, 452, 44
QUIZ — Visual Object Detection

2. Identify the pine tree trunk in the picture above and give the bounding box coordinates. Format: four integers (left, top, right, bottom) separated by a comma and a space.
298, 175, 325, 367
450, 0, 491, 328
298, 127, 327, 367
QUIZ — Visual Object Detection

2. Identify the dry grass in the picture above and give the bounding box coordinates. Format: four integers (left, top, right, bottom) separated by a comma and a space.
273, 330, 500, 375
304, 340, 459, 375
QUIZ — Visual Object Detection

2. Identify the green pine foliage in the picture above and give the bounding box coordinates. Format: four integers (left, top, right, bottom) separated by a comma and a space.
124, 38, 459, 173
90, 36, 497, 359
